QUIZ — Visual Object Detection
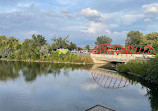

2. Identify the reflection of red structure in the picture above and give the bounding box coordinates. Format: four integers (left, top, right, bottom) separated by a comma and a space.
92, 44, 154, 56
91, 72, 131, 89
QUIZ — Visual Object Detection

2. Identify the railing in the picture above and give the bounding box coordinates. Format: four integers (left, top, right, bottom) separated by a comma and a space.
91, 44, 155, 56
125, 45, 155, 56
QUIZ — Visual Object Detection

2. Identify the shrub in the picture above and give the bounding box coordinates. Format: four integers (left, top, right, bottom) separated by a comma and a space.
117, 55, 158, 83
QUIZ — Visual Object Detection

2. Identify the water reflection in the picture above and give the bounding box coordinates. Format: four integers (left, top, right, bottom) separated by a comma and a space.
0, 61, 158, 111
91, 64, 158, 111
91, 68, 131, 89
90, 64, 132, 89
0, 61, 92, 82
119, 73, 158, 111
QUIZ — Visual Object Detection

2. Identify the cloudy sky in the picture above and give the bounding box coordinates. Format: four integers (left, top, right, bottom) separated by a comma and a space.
0, 0, 158, 46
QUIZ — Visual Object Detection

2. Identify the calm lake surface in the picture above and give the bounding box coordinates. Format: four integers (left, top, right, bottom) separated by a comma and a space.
0, 61, 158, 111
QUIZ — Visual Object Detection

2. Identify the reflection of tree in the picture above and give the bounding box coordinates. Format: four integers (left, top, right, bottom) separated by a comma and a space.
0, 61, 92, 82
146, 88, 158, 111
0, 61, 20, 81
119, 73, 158, 111
20, 62, 91, 81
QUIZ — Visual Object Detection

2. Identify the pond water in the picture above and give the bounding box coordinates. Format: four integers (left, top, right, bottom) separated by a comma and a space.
0, 61, 158, 111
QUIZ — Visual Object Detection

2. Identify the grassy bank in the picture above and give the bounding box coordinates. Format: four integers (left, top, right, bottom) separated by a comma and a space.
1, 52, 93, 64
116, 55, 158, 84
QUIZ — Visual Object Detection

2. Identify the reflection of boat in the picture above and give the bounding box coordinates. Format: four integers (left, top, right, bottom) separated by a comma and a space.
91, 67, 131, 89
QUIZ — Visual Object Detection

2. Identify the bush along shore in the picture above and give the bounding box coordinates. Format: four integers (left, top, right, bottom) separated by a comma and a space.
116, 54, 158, 85
0, 52, 93, 64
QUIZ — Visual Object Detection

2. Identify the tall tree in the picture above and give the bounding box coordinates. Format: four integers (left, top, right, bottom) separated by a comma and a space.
125, 31, 143, 46
141, 32, 158, 45
32, 34, 46, 47
21, 39, 39, 60
51, 36, 69, 49
0, 35, 7, 52
141, 32, 158, 53
95, 35, 112, 45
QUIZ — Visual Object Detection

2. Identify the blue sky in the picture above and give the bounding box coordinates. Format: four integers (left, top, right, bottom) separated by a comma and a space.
0, 0, 158, 46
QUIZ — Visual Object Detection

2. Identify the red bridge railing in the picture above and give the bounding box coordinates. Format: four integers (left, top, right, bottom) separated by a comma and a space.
91, 44, 154, 56
125, 45, 155, 56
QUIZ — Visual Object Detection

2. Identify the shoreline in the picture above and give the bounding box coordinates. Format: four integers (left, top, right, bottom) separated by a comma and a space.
0, 59, 94, 65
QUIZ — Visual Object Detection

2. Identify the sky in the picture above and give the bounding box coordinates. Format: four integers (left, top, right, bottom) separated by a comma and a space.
0, 0, 158, 47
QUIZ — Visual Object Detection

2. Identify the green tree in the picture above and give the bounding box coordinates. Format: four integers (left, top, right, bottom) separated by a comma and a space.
85, 45, 90, 50
69, 42, 77, 50
7, 37, 19, 52
21, 39, 39, 60
125, 31, 143, 46
0, 35, 7, 52
40, 45, 50, 57
32, 34, 47, 47
141, 32, 158, 46
0, 36, 19, 58
95, 35, 112, 45
51, 36, 69, 49
141, 32, 158, 53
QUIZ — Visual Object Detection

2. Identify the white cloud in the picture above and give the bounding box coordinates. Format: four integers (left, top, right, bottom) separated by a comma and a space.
143, 3, 158, 14
81, 22, 110, 34
81, 8, 103, 22
81, 8, 100, 17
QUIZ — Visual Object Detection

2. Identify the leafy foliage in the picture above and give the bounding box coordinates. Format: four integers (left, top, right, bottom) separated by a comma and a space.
51, 36, 69, 49
141, 32, 158, 53
125, 31, 143, 46
21, 39, 40, 60
95, 35, 112, 45
32, 34, 47, 47
0, 34, 93, 63
0, 36, 19, 58
40, 45, 50, 57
